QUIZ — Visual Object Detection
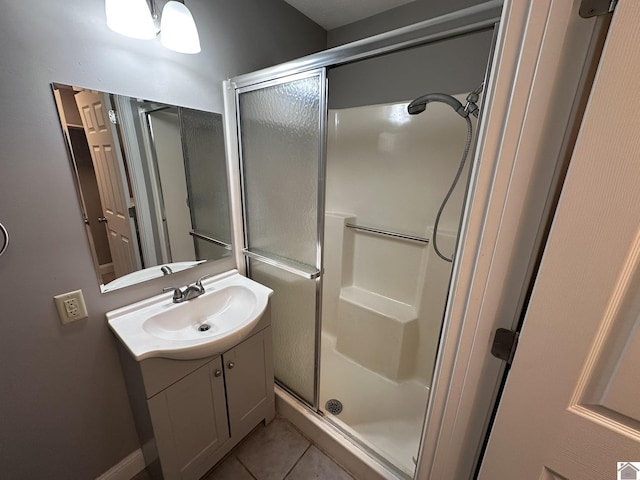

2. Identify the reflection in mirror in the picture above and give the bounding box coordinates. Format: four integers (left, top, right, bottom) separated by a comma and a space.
52, 83, 232, 293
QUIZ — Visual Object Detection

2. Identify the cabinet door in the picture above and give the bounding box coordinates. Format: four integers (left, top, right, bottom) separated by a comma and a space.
224, 327, 274, 438
147, 357, 229, 480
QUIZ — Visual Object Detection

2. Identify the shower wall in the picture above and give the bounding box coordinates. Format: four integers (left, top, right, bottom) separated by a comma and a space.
323, 96, 474, 385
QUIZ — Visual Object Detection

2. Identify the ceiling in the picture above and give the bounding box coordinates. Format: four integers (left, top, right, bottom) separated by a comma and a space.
283, 0, 417, 30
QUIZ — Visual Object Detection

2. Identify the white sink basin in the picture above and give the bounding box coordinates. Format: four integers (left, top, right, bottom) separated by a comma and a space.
106, 270, 273, 360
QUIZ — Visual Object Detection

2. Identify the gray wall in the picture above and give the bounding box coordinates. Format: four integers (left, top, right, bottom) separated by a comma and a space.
0, 1, 324, 478
328, 0, 494, 47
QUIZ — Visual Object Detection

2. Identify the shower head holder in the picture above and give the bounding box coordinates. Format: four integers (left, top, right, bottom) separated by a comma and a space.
407, 93, 469, 117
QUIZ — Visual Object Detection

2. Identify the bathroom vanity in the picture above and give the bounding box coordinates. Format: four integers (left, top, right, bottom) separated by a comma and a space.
107, 271, 275, 479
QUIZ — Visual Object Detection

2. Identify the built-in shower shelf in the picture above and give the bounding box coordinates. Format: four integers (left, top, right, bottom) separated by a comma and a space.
336, 286, 418, 381
339, 286, 416, 322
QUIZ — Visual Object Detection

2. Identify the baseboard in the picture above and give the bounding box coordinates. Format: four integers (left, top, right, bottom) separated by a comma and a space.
96, 449, 145, 480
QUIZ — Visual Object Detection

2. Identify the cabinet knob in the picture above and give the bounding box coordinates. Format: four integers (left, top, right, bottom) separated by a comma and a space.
227, 361, 235, 369
214, 370, 222, 377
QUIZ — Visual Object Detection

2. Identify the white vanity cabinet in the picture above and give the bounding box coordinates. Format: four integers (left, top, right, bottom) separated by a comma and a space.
117, 308, 274, 480
146, 355, 229, 480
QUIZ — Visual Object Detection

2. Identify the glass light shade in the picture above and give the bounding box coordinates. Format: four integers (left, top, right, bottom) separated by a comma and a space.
160, 1, 201, 54
105, 0, 158, 39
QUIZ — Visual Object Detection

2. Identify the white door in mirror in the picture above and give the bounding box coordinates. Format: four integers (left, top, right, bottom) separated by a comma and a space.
54, 289, 88, 324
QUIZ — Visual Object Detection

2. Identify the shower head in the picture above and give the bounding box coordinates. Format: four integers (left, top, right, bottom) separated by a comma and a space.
407, 93, 468, 117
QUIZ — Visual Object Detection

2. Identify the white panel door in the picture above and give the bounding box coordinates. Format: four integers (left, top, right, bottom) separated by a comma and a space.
75, 90, 141, 277
480, 3, 640, 478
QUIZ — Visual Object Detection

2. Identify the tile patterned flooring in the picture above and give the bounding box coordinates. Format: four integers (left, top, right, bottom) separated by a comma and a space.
133, 417, 355, 480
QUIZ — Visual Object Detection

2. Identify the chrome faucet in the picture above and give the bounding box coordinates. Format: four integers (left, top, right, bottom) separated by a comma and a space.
162, 274, 216, 303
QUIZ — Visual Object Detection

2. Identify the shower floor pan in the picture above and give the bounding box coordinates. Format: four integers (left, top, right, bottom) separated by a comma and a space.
319, 332, 430, 476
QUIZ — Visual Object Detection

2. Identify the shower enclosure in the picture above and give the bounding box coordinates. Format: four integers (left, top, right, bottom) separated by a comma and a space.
225, 3, 500, 477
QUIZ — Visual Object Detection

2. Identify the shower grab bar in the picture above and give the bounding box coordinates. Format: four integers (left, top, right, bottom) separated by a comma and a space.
189, 231, 232, 250
242, 249, 321, 280
0, 222, 8, 257
345, 223, 430, 244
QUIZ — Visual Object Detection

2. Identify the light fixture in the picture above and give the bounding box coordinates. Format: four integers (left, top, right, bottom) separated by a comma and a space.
105, 0, 201, 55
105, 0, 158, 40
160, 1, 201, 54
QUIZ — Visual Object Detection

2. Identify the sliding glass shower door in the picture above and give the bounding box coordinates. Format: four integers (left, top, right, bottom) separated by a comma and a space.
236, 69, 327, 406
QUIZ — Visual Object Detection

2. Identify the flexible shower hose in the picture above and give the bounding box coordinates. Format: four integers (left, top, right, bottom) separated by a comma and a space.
432, 115, 473, 262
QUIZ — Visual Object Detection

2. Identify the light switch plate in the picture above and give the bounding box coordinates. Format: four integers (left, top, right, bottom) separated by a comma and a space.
54, 289, 88, 324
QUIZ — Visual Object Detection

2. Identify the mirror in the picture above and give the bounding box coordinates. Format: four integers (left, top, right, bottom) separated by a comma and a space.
52, 83, 232, 292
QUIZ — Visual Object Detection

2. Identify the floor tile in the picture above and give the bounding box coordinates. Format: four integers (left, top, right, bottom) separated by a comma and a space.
285, 445, 353, 480
234, 418, 310, 480
204, 455, 255, 480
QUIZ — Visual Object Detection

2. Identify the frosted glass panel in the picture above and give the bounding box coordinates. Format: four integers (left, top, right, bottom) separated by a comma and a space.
249, 259, 316, 404
239, 74, 321, 268
180, 107, 231, 245
238, 71, 324, 407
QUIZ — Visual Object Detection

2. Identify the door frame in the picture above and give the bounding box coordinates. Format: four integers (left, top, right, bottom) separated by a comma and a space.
477, 0, 640, 474
222, 0, 608, 478
418, 1, 609, 479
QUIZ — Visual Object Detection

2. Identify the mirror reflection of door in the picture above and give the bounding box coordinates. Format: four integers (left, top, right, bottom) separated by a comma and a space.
67, 128, 114, 280
53, 86, 120, 284
74, 89, 142, 279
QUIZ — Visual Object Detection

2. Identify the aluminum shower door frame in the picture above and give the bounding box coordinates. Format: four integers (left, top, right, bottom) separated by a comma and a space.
234, 68, 328, 411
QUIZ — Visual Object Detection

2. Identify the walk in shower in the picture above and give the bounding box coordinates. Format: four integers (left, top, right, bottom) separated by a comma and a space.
226, 3, 499, 477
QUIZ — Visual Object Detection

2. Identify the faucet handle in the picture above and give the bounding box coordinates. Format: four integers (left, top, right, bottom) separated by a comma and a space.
162, 286, 184, 302
195, 273, 216, 289
160, 265, 173, 275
